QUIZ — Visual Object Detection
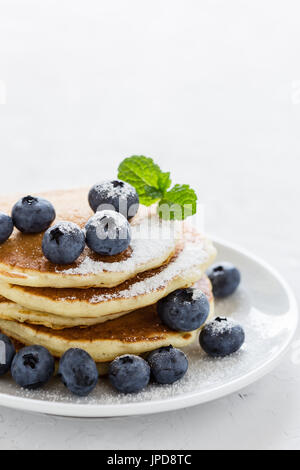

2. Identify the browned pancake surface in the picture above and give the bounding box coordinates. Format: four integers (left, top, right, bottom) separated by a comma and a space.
18, 277, 213, 342
0, 188, 133, 274
4, 227, 206, 302
20, 246, 182, 302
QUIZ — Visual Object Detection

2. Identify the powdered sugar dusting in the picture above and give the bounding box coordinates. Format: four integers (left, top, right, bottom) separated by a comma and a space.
0, 258, 295, 416
192, 289, 205, 301
95, 180, 136, 199
51, 221, 81, 235
0, 287, 289, 411
86, 210, 129, 231
60, 215, 179, 276
88, 240, 209, 303
205, 317, 238, 335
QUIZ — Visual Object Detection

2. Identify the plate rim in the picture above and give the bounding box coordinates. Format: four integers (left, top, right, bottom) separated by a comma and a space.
0, 236, 297, 418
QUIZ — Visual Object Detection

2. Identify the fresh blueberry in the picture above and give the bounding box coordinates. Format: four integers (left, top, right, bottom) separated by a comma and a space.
11, 345, 55, 389
109, 355, 150, 394
58, 348, 98, 397
85, 210, 131, 256
0, 213, 13, 244
0, 333, 16, 376
42, 221, 85, 265
200, 317, 245, 358
88, 180, 139, 220
207, 262, 241, 298
157, 288, 210, 332
12, 196, 56, 234
147, 346, 188, 384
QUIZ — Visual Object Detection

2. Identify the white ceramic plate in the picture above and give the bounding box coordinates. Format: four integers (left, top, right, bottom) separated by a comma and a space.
0, 238, 297, 418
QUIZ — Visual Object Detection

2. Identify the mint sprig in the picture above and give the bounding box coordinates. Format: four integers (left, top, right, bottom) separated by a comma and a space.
118, 156, 197, 220
158, 184, 197, 220
118, 156, 171, 206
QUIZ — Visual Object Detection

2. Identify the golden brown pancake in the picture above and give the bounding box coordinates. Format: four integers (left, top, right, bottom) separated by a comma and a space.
0, 229, 216, 320
0, 277, 214, 363
0, 189, 183, 288
0, 296, 130, 329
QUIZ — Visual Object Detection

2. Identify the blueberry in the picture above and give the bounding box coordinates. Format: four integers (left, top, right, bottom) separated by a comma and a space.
88, 180, 139, 220
109, 355, 150, 394
200, 317, 245, 358
147, 346, 188, 384
157, 288, 210, 332
11, 345, 55, 389
0, 333, 16, 376
0, 213, 13, 244
42, 221, 85, 265
58, 348, 98, 397
207, 262, 241, 298
12, 196, 56, 234
85, 210, 131, 256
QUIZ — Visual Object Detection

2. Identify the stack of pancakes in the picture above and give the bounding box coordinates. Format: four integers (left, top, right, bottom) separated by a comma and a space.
0, 189, 217, 374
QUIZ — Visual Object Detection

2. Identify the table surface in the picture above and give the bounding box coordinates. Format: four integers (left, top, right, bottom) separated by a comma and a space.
0, 0, 299, 450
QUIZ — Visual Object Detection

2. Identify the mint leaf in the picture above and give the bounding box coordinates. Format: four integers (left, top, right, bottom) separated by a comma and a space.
158, 184, 198, 220
118, 156, 171, 206
158, 171, 171, 193
118, 156, 197, 219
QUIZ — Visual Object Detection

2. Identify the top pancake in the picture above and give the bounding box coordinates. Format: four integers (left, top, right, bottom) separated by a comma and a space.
0, 228, 217, 320
0, 188, 181, 288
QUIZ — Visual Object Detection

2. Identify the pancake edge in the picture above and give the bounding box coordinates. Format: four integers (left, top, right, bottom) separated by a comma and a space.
0, 245, 216, 318
0, 297, 214, 363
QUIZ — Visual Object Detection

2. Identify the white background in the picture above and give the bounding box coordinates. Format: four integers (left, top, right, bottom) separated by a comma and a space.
0, 0, 299, 450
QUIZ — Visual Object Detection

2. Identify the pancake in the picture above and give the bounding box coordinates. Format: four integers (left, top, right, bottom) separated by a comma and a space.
0, 277, 214, 363
0, 189, 182, 288
0, 295, 132, 328
0, 228, 216, 320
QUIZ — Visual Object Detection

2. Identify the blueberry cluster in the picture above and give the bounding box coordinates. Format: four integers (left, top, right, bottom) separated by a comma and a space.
0, 266, 244, 396
0, 180, 139, 265
0, 316, 245, 397
8, 343, 99, 396
0, 180, 246, 396
0, 335, 189, 396
157, 265, 244, 359
108, 347, 189, 394
0, 265, 244, 396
